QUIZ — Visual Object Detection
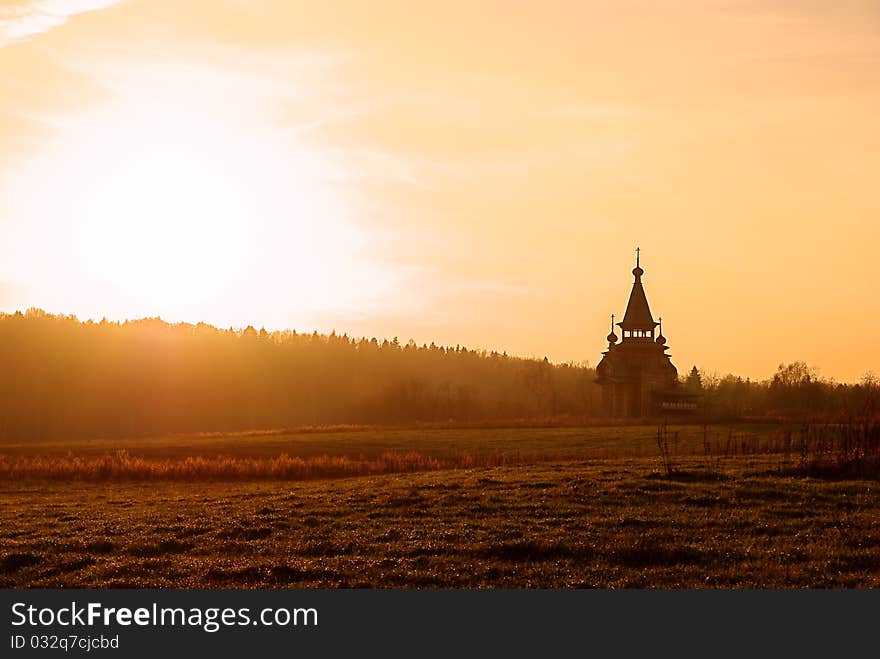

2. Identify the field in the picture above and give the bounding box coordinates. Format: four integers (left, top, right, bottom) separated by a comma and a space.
2, 424, 879, 588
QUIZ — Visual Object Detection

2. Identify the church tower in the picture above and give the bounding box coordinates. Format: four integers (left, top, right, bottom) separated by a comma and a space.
595, 249, 688, 417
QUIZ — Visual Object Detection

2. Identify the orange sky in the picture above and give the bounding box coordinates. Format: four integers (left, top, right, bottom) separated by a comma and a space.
1, 1, 878, 381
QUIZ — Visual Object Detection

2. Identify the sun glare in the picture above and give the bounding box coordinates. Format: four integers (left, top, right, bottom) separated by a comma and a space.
0, 84, 395, 326
75, 141, 255, 309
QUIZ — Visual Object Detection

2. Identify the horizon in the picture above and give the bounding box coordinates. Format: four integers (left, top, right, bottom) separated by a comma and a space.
1, 1, 878, 382
3, 304, 868, 385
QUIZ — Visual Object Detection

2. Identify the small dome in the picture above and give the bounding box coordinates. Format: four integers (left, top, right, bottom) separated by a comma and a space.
607, 331, 618, 344
632, 266, 644, 278
656, 333, 666, 345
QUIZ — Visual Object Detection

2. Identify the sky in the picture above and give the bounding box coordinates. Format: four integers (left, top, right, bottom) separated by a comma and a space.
0, 0, 878, 382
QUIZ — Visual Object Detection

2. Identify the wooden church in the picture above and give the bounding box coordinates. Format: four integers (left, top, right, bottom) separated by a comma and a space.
595, 250, 699, 418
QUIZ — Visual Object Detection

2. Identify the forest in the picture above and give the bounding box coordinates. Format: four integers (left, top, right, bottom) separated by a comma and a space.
0, 309, 876, 440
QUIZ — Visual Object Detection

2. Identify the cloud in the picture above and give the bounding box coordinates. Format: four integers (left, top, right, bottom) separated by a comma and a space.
0, 0, 122, 45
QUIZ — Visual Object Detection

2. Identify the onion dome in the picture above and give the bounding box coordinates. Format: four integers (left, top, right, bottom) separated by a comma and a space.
606, 314, 618, 344
656, 317, 666, 344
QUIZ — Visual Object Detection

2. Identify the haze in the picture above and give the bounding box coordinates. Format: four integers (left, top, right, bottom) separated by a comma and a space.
1, 0, 878, 381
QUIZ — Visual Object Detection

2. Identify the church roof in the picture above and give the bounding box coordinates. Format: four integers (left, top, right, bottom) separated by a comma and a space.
617, 259, 659, 330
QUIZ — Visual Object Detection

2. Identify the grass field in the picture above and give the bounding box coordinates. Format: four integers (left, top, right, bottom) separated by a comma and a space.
0, 423, 770, 459
0, 424, 779, 481
1, 424, 878, 588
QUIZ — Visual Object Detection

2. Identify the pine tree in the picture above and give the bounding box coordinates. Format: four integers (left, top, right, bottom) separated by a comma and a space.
686, 366, 703, 391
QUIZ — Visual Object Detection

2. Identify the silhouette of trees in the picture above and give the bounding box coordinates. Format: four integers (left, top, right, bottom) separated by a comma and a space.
0, 310, 600, 440
698, 361, 875, 421
0, 311, 873, 441
685, 366, 703, 392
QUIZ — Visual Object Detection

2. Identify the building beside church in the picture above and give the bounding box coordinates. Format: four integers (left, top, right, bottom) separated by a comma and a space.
595, 251, 698, 418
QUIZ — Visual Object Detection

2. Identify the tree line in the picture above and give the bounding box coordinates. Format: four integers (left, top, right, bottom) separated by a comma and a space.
686, 362, 878, 421
0, 309, 875, 440
0, 309, 597, 439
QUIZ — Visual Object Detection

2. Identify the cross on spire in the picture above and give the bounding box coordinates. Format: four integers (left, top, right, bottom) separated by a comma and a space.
636, 246, 640, 268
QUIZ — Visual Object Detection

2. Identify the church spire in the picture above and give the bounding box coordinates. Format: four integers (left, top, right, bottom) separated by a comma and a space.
618, 248, 657, 331
595, 249, 682, 418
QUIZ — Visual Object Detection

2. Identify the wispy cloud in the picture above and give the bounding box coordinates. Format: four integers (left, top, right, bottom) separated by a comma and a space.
0, 0, 122, 45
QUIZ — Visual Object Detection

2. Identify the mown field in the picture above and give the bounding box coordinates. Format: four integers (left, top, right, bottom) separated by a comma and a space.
1, 424, 878, 588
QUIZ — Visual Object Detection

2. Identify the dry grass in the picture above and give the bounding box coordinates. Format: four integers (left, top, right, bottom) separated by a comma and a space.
0, 449, 559, 482
786, 416, 880, 478
2, 422, 878, 588
0, 421, 791, 483
2, 457, 878, 588
687, 415, 880, 480
2, 418, 876, 483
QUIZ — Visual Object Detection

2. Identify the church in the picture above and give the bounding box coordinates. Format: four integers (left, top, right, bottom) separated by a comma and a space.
595, 250, 699, 418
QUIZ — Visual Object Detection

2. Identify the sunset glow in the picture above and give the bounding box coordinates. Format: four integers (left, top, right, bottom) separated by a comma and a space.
1, 0, 878, 380
4, 1, 880, 600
